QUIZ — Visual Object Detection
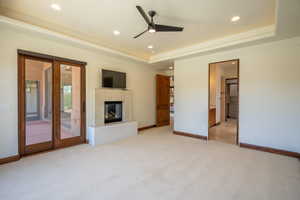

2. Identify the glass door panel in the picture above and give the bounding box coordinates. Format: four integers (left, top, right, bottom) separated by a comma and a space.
25, 59, 53, 147
60, 64, 81, 140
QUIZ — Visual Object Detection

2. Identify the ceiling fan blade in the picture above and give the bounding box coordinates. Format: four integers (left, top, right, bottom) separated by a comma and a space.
133, 29, 148, 39
155, 24, 184, 32
136, 6, 151, 25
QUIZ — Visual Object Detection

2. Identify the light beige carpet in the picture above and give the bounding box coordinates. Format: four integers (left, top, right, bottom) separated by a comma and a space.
0, 126, 299, 200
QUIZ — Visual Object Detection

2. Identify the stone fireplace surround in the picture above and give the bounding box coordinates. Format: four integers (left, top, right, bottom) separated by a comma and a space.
88, 88, 137, 146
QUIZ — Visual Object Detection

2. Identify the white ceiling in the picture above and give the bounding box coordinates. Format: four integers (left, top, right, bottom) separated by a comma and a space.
0, 0, 276, 60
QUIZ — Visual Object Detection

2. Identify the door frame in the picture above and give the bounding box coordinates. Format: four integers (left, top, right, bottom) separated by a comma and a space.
208, 59, 240, 145
18, 50, 87, 156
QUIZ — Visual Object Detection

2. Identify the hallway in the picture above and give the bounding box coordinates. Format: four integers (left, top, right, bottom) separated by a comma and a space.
209, 119, 237, 144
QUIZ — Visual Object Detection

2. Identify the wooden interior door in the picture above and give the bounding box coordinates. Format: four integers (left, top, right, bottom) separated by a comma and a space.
156, 75, 170, 127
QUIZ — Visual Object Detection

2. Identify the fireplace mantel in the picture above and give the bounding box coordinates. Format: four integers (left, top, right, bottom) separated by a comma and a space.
92, 88, 133, 126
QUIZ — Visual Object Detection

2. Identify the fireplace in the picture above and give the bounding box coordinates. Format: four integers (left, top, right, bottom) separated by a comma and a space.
104, 101, 123, 123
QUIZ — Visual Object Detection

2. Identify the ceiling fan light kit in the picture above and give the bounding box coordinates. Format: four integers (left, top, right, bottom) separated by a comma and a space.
134, 6, 184, 39
149, 28, 156, 33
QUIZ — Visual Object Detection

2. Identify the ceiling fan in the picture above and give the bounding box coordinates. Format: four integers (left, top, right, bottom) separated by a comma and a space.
134, 6, 184, 39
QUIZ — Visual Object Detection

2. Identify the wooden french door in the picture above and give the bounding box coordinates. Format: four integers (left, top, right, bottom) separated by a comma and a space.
156, 74, 170, 127
53, 61, 86, 148
18, 50, 86, 156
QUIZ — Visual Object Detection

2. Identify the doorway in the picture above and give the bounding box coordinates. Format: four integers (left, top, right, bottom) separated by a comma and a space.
208, 59, 239, 145
18, 50, 86, 156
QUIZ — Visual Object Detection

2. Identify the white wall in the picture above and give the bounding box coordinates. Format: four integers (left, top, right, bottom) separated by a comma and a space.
174, 37, 300, 153
215, 64, 222, 123
0, 24, 158, 158
215, 64, 238, 122
209, 64, 216, 108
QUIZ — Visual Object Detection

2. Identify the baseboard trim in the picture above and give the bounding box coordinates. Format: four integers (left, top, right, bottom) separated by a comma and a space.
0, 155, 20, 165
173, 131, 208, 140
240, 143, 300, 158
138, 125, 156, 132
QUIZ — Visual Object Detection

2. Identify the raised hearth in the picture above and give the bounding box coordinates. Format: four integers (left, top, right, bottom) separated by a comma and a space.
88, 88, 136, 146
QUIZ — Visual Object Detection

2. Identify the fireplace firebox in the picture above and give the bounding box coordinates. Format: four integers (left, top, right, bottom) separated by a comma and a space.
104, 101, 123, 123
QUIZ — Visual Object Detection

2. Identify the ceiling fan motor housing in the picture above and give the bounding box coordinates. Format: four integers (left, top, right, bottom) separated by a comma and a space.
148, 10, 156, 17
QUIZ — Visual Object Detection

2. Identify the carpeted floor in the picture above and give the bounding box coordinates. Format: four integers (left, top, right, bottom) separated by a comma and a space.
0, 126, 299, 200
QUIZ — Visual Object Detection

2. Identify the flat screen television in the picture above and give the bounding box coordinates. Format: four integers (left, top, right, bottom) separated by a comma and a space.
102, 69, 126, 89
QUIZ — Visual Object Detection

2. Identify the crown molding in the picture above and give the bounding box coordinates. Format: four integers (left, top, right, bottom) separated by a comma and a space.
0, 15, 148, 63
0, 15, 276, 64
149, 25, 276, 63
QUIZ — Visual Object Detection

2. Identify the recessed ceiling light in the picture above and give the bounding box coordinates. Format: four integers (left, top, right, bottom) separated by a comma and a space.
148, 45, 153, 49
113, 30, 120, 35
231, 16, 240, 22
51, 3, 61, 11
